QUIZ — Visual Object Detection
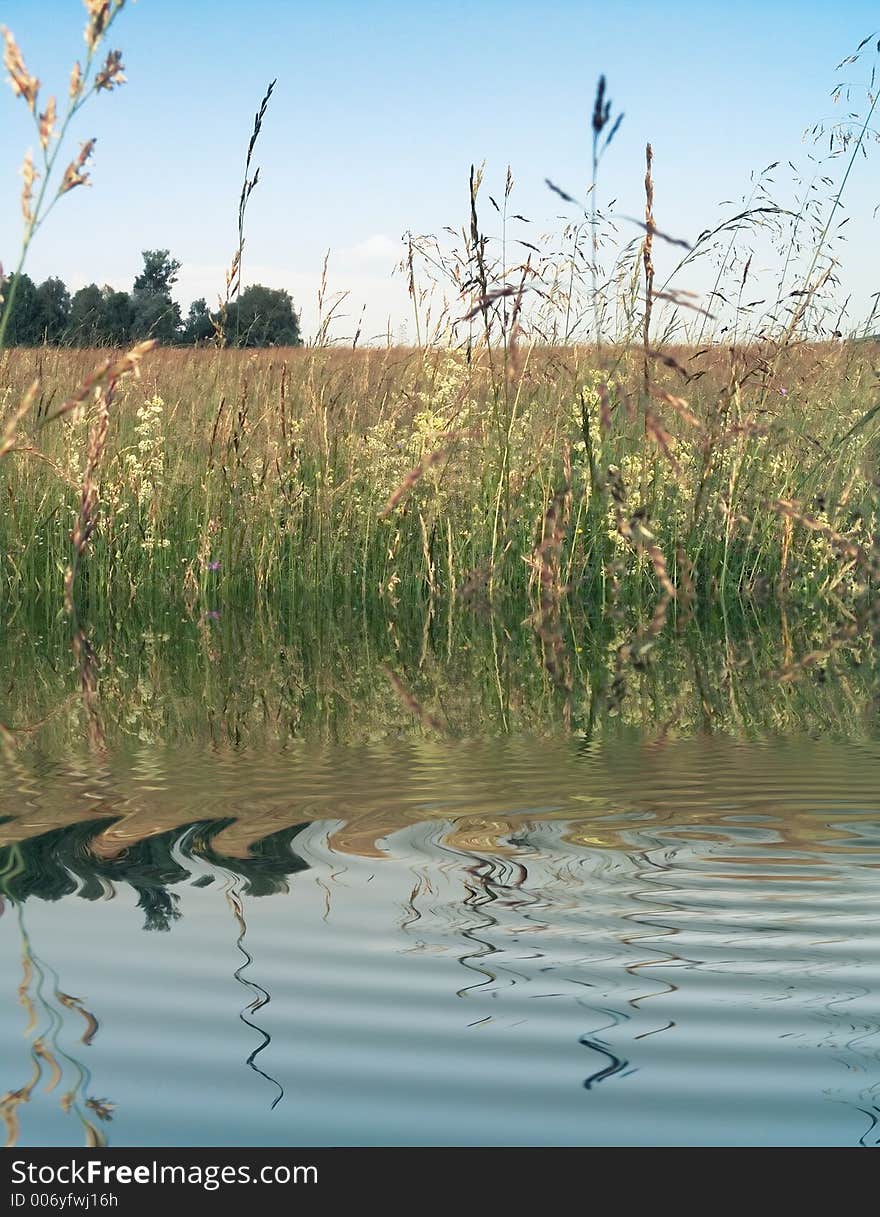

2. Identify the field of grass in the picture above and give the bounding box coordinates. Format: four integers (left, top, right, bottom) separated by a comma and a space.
2, 12, 879, 640
1, 338, 878, 631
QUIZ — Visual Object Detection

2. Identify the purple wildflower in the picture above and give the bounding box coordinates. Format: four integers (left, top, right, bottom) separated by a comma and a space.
207, 560, 221, 572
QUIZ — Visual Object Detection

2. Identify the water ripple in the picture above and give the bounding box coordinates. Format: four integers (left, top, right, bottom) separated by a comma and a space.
2, 737, 880, 1146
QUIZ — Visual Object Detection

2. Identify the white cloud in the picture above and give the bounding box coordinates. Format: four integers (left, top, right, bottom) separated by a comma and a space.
336, 233, 402, 267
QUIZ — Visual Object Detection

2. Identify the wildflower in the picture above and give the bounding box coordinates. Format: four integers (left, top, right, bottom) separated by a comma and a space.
120, 395, 166, 552
778, 387, 788, 396
207, 560, 221, 572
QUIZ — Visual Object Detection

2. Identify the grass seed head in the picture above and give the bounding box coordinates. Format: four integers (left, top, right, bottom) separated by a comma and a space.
2, 26, 39, 113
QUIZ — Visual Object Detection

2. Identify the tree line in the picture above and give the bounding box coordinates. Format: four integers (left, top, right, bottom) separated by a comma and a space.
0, 249, 302, 347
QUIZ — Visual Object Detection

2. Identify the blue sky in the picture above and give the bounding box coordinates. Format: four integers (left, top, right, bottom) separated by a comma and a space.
1, 0, 878, 340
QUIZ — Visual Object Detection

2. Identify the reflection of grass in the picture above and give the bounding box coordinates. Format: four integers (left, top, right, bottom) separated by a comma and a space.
0, 603, 877, 750
225, 878, 284, 1110
0, 823, 308, 1142
0, 905, 111, 1148
0, 608, 876, 863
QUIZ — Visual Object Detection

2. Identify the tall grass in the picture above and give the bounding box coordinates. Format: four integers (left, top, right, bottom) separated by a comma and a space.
0, 2, 129, 349
1, 17, 879, 631
0, 336, 878, 627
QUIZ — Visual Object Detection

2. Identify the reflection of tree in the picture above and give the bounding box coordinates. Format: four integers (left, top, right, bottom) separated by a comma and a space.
137, 886, 182, 933
0, 819, 310, 1140
0, 819, 311, 930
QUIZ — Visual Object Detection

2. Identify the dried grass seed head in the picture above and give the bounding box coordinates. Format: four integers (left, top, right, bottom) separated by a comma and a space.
2, 26, 39, 112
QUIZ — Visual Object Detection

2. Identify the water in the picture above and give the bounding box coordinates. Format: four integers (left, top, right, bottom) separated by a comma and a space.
3, 622, 880, 1146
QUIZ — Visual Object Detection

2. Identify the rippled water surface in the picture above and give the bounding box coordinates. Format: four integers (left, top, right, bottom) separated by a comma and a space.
5, 738, 880, 1147
3, 624, 880, 1146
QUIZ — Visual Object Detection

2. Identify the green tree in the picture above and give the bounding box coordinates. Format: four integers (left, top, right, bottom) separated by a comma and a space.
226, 284, 301, 347
67, 284, 105, 346
133, 249, 181, 296
34, 277, 71, 343
101, 287, 135, 346
131, 249, 182, 343
183, 297, 216, 345
0, 272, 41, 345
131, 291, 181, 343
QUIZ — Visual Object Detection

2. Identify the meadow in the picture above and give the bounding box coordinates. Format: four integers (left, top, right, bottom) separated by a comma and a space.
1, 336, 878, 634
2, 9, 879, 641
7, 6, 880, 1155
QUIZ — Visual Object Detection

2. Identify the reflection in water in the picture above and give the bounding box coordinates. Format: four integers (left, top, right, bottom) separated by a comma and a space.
1, 619, 880, 1145
2, 801, 880, 1146
225, 878, 284, 1110
1, 901, 111, 1148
